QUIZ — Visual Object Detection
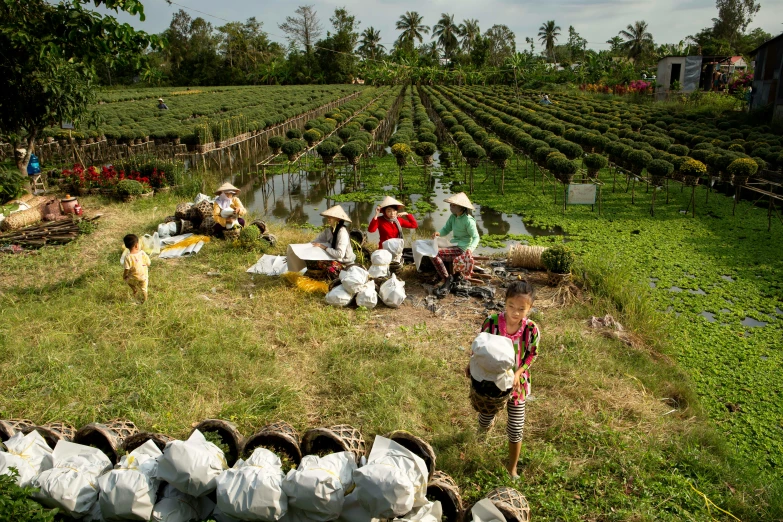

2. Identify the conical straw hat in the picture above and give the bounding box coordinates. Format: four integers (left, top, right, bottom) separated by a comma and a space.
215, 182, 240, 195
378, 195, 405, 209
444, 192, 474, 210
320, 205, 352, 223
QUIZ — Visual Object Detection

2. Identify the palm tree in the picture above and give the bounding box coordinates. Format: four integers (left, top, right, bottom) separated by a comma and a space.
606, 35, 623, 54
459, 19, 480, 54
432, 13, 460, 59
396, 11, 429, 52
538, 20, 561, 63
619, 21, 654, 62
358, 27, 384, 60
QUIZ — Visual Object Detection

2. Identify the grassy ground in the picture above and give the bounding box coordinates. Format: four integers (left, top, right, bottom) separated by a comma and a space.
1, 188, 780, 521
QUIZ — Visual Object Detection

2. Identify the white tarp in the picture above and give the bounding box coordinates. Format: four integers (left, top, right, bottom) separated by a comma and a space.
97, 439, 161, 521
151, 483, 216, 522
155, 429, 228, 497
281, 451, 357, 521
379, 274, 406, 308
382, 239, 404, 264
352, 437, 428, 519
338, 266, 369, 295
159, 240, 205, 259
160, 233, 194, 246
412, 240, 438, 271
0, 430, 53, 487
469, 333, 516, 391
216, 447, 288, 521
246, 255, 289, 276
286, 244, 334, 273
471, 498, 507, 522
355, 282, 378, 309
33, 440, 113, 517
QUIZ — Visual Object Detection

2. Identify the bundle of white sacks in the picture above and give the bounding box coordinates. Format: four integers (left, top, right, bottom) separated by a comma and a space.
1, 431, 447, 522
325, 256, 407, 310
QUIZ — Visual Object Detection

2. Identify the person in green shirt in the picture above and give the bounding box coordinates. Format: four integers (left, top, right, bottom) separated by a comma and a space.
431, 192, 480, 298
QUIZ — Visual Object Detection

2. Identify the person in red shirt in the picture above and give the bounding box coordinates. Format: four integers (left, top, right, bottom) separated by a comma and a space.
368, 195, 418, 249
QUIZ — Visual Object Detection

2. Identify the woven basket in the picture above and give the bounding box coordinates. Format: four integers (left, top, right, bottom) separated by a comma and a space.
301, 424, 366, 464
423, 156, 434, 166
192, 419, 243, 467
485, 487, 531, 522
389, 261, 403, 275
193, 200, 214, 221
22, 421, 76, 449
427, 471, 465, 522
223, 226, 241, 241
200, 215, 215, 234
242, 421, 302, 466
179, 219, 194, 235
250, 220, 267, 234
683, 175, 700, 187
507, 245, 546, 269
0, 419, 35, 441
546, 270, 571, 287
384, 430, 436, 481
1, 206, 43, 231
122, 432, 174, 453
261, 233, 278, 246
469, 386, 509, 417
74, 419, 138, 465
175, 202, 193, 220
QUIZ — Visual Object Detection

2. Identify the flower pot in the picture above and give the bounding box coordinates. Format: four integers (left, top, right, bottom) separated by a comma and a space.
140, 191, 154, 199
155, 186, 171, 194
172, 138, 181, 145
684, 175, 699, 186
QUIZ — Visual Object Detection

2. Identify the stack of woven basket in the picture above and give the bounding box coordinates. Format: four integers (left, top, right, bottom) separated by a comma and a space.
0, 195, 70, 232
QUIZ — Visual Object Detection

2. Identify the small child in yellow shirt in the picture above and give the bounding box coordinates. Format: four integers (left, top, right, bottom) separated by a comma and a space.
123, 234, 151, 303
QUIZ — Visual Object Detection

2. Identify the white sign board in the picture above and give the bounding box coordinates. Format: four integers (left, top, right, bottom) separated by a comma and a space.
60, 121, 74, 130
567, 184, 597, 205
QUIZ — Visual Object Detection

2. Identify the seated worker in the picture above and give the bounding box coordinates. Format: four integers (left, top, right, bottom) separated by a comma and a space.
212, 182, 247, 238
158, 98, 169, 110
368, 195, 418, 249
431, 192, 480, 298
309, 205, 356, 278
539, 94, 552, 105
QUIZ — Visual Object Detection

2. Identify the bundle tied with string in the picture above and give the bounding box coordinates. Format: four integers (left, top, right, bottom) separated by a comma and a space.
507, 245, 547, 270
73, 419, 138, 465
301, 425, 366, 464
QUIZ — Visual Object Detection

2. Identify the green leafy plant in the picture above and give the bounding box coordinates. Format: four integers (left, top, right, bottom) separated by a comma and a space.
316, 140, 340, 164
0, 470, 57, 522
414, 141, 437, 158
541, 244, 574, 274
302, 129, 322, 147
489, 144, 513, 169
116, 179, 145, 197
281, 139, 304, 161
583, 153, 608, 175
268, 136, 285, 153
340, 141, 365, 164
285, 128, 302, 140
680, 158, 707, 177
727, 158, 759, 184
238, 223, 262, 247
0, 167, 26, 202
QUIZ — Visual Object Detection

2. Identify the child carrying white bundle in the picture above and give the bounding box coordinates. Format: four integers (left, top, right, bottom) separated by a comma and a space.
33, 440, 113, 517
97, 439, 162, 521
469, 333, 516, 392
368, 249, 392, 279
151, 483, 216, 522
215, 447, 288, 521
351, 436, 429, 519
0, 430, 53, 487
471, 498, 507, 522
281, 451, 357, 521
156, 429, 228, 497
379, 273, 406, 308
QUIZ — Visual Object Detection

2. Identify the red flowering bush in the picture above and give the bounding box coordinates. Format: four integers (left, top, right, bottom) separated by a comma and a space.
60, 164, 153, 192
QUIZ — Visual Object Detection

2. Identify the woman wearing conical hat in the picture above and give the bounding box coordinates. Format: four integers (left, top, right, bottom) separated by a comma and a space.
368, 195, 418, 249
309, 204, 357, 278
431, 192, 480, 298
212, 182, 247, 238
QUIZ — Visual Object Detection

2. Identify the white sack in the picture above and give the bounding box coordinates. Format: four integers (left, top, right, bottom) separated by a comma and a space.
370, 249, 392, 266
397, 501, 444, 522
412, 240, 438, 271
212, 505, 242, 522
279, 508, 322, 522
338, 266, 369, 295
325, 284, 353, 307
0, 430, 53, 487
155, 429, 228, 497
367, 264, 389, 279
193, 193, 211, 205
469, 332, 516, 391
281, 451, 357, 521
33, 440, 113, 517
336, 492, 381, 522
471, 498, 507, 522
352, 436, 428, 518
83, 500, 105, 522
151, 483, 216, 522
355, 282, 378, 309
379, 274, 406, 308
246, 255, 288, 276
157, 222, 178, 239
216, 448, 287, 521
382, 238, 404, 263
97, 439, 162, 521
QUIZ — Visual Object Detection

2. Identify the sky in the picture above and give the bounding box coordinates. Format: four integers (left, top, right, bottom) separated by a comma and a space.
95, 0, 783, 53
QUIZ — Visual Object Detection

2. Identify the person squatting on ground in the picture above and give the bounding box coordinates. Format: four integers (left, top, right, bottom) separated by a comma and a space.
368, 195, 418, 249
157, 98, 169, 110
431, 192, 480, 298
122, 234, 151, 303
309, 205, 357, 278
466, 280, 540, 479
212, 182, 247, 238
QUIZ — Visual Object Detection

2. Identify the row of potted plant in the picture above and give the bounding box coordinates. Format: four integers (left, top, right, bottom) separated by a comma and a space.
58, 164, 171, 200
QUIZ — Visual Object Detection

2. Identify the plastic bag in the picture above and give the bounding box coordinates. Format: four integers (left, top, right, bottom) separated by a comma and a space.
141, 234, 154, 254
367, 264, 389, 279
325, 284, 353, 307
33, 440, 113, 517
0, 430, 53, 487
97, 439, 162, 521
412, 240, 438, 271
216, 447, 288, 521
469, 332, 516, 391
397, 502, 444, 522
152, 232, 161, 255
379, 274, 406, 308
151, 483, 216, 522
382, 239, 404, 263
471, 498, 506, 522
158, 221, 178, 239
193, 193, 211, 205
370, 249, 392, 266
338, 266, 369, 295
281, 452, 357, 521
336, 492, 381, 522
355, 282, 378, 309
155, 429, 228, 497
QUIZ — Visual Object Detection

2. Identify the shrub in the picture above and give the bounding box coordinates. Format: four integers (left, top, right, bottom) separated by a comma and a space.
316, 140, 339, 159
0, 168, 26, 201
414, 141, 437, 158
341, 141, 365, 162
363, 120, 378, 132
391, 143, 411, 158
680, 158, 707, 177
583, 153, 608, 171
116, 179, 144, 197
267, 136, 284, 151
627, 150, 653, 171
281, 139, 304, 159
286, 128, 302, 139
418, 132, 438, 145
546, 153, 577, 182
726, 158, 759, 179
646, 159, 674, 179
0, 471, 56, 522
302, 129, 322, 146
541, 244, 574, 274
668, 144, 689, 156
629, 120, 643, 131
490, 145, 514, 168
